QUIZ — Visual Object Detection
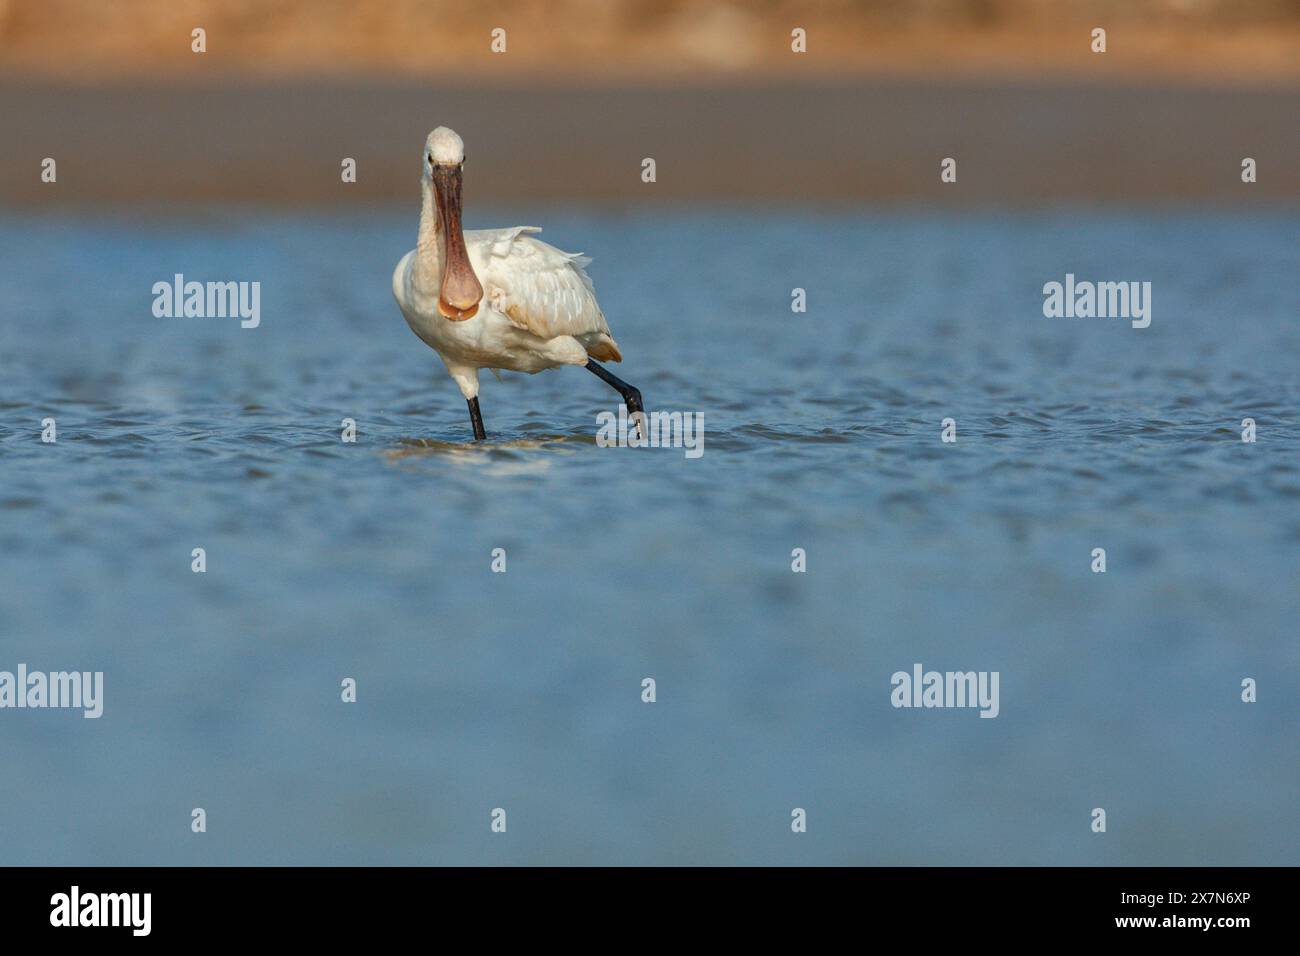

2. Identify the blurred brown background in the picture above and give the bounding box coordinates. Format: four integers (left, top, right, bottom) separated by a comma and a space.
4, 0, 1299, 81
2, 0, 1297, 204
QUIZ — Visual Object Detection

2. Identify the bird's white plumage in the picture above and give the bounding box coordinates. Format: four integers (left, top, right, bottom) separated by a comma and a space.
426, 126, 464, 164
478, 226, 615, 348
394, 227, 620, 372
394, 127, 624, 402
393, 237, 624, 407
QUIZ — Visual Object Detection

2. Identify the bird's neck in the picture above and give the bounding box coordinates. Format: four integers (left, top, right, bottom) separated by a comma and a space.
414, 177, 445, 293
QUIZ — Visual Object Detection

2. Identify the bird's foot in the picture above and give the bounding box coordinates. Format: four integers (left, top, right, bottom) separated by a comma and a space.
624, 389, 645, 440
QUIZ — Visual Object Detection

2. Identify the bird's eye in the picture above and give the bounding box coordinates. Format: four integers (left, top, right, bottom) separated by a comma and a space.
428, 153, 434, 163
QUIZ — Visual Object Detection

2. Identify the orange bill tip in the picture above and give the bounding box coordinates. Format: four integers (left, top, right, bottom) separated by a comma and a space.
438, 299, 478, 321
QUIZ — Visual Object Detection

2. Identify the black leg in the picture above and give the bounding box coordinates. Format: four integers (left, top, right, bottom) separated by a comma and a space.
467, 396, 487, 441
586, 361, 645, 436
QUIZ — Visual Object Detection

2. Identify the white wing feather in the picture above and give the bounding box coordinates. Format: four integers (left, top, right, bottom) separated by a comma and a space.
472, 227, 614, 345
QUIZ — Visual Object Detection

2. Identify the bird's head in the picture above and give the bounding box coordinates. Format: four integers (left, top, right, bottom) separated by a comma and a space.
423, 127, 482, 321
424, 126, 464, 169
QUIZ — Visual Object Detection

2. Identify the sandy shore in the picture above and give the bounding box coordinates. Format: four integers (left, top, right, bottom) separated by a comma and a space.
4, 2, 1297, 204
2, 0, 1298, 85
2, 76, 1296, 205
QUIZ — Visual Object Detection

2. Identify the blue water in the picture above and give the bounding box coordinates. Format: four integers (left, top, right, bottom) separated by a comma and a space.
0, 207, 1296, 865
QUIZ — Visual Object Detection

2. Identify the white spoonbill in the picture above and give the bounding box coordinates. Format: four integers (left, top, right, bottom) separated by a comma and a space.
392, 126, 644, 441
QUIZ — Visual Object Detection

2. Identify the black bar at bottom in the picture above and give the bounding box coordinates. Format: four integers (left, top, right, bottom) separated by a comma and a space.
0, 866, 1285, 941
